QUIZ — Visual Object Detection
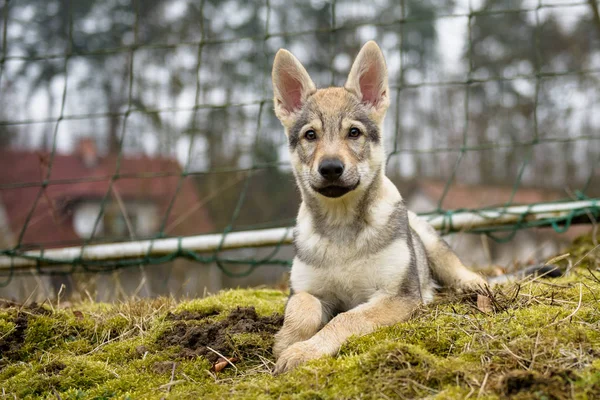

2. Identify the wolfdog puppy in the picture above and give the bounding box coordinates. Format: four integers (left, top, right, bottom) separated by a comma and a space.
271, 41, 487, 374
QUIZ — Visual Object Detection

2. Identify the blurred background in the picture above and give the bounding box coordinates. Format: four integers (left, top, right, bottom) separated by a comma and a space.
0, 0, 598, 302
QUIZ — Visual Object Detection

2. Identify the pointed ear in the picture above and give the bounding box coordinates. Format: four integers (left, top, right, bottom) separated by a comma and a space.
345, 41, 389, 113
272, 49, 316, 124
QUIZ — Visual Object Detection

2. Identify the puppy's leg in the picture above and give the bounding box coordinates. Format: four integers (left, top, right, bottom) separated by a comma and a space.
273, 291, 326, 359
408, 211, 487, 291
274, 295, 418, 374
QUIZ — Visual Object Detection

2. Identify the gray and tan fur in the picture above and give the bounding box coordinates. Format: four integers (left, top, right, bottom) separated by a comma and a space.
271, 41, 487, 374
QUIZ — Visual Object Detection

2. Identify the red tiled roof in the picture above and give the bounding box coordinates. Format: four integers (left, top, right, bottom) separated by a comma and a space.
416, 179, 566, 210
0, 150, 213, 249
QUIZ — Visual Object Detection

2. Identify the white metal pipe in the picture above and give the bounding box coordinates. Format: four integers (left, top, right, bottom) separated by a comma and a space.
0, 228, 295, 268
0, 200, 596, 269
424, 199, 597, 229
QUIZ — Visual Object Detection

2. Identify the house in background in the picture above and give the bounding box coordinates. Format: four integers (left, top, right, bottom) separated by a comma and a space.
404, 179, 591, 269
0, 139, 218, 302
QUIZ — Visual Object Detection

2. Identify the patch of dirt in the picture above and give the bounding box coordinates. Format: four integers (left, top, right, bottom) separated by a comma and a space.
0, 304, 52, 367
136, 345, 148, 356
381, 347, 432, 370
159, 306, 283, 363
166, 309, 220, 321
152, 361, 176, 375
499, 370, 574, 400
42, 361, 66, 375
0, 313, 29, 364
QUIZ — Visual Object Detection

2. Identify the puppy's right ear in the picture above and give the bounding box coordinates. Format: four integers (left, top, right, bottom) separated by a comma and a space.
272, 49, 316, 126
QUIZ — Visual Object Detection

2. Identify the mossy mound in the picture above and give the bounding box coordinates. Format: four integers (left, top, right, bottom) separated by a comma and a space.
1, 237, 599, 399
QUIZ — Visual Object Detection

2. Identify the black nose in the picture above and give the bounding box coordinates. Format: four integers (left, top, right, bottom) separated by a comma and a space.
318, 159, 344, 181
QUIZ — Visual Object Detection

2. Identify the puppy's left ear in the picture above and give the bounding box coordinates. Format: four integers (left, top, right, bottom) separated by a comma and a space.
345, 41, 389, 115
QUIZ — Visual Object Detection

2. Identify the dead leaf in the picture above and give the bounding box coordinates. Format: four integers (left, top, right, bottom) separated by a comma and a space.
477, 294, 493, 313
212, 357, 238, 372
72, 310, 84, 320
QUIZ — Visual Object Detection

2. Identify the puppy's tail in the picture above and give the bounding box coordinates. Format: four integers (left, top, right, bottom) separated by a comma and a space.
487, 263, 563, 286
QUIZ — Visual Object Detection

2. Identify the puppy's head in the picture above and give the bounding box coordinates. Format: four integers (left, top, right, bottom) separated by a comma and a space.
272, 41, 390, 200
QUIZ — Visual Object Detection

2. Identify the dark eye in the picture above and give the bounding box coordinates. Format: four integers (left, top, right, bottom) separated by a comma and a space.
305, 130, 317, 141
348, 127, 361, 138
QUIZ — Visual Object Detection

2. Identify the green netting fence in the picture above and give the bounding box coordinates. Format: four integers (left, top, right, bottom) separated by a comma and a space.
0, 0, 599, 288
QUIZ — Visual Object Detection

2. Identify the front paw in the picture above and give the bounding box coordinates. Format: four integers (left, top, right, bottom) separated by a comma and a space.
273, 341, 322, 375
273, 326, 310, 359
456, 274, 490, 294
272, 330, 294, 359
467, 276, 490, 293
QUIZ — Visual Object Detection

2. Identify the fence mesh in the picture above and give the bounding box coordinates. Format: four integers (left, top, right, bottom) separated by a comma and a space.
0, 0, 599, 288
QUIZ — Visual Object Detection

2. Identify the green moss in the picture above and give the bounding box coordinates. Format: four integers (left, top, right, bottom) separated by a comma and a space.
101, 314, 130, 332
0, 318, 16, 337
61, 338, 94, 355
173, 289, 286, 318
0, 363, 28, 382
22, 315, 59, 353
1, 236, 599, 399
2, 357, 113, 398
0, 284, 597, 400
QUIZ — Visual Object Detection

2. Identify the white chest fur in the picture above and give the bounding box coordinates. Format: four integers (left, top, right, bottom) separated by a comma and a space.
290, 237, 411, 311
290, 178, 420, 310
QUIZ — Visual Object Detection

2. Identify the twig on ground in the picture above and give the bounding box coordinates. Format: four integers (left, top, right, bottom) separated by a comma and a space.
166, 362, 177, 393
206, 346, 238, 373
84, 328, 135, 355
477, 372, 489, 398
546, 283, 583, 328
158, 380, 185, 391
